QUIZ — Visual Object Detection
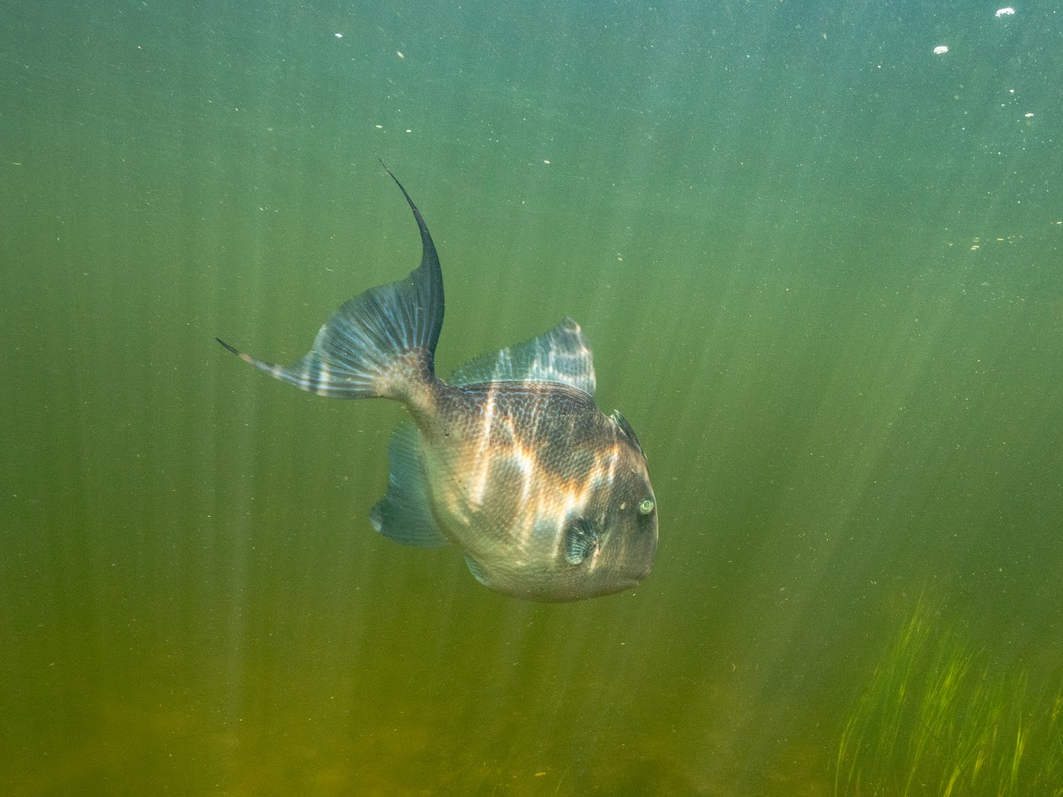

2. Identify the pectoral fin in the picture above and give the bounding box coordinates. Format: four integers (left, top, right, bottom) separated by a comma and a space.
563, 518, 599, 565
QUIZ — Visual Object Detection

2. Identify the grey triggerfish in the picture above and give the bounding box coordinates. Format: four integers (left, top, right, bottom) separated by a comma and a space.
217, 166, 657, 601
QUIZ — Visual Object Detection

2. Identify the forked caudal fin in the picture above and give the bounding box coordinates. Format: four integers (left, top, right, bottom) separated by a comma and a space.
216, 164, 444, 401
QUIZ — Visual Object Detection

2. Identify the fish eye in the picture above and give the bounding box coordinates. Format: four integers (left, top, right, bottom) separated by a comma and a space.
638, 498, 655, 516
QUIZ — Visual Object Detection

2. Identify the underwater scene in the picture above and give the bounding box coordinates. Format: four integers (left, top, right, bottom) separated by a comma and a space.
2, 1, 1061, 795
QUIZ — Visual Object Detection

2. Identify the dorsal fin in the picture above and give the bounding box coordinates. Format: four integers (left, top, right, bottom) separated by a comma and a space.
449, 317, 596, 396
611, 410, 645, 457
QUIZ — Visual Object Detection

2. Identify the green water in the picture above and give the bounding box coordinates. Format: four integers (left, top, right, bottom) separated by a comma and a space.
3, 1, 1062, 795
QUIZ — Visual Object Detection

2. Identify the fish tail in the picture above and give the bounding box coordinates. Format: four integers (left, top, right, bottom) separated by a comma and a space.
217, 164, 444, 403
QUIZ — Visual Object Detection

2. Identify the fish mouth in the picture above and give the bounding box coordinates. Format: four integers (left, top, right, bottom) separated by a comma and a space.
627, 571, 651, 589
628, 559, 654, 584
602, 566, 653, 596
603, 571, 650, 597
538, 571, 650, 602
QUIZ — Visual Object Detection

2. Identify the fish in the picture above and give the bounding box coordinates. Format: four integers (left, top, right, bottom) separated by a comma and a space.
217, 165, 657, 601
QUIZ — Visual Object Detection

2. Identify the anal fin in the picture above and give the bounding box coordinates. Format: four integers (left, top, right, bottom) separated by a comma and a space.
369, 421, 450, 548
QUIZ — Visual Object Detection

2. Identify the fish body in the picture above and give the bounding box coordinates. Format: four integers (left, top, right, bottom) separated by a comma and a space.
218, 166, 657, 601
